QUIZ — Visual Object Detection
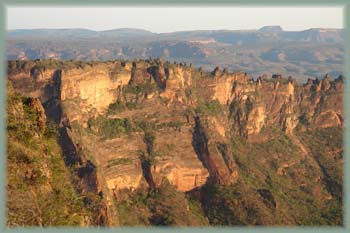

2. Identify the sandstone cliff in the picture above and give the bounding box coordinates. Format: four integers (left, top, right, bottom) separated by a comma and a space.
7, 59, 344, 226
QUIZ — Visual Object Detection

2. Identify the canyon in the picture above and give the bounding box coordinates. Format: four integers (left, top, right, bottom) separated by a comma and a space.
7, 59, 344, 226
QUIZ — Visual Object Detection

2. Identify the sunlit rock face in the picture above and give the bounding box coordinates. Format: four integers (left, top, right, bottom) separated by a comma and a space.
8, 59, 344, 226
228, 74, 343, 139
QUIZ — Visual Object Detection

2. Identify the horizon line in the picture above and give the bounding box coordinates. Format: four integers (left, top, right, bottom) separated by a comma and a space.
6, 26, 345, 34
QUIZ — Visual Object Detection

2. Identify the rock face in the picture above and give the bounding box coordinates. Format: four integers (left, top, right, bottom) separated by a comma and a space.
61, 65, 131, 114
7, 59, 344, 226
212, 71, 249, 105
152, 121, 209, 191
228, 75, 343, 139
192, 116, 238, 185
147, 62, 193, 103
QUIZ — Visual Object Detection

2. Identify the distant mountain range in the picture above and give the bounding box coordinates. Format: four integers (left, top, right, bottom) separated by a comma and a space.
6, 26, 344, 82
7, 26, 344, 43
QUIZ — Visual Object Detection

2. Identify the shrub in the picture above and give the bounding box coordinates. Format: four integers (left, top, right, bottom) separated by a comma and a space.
88, 116, 132, 139
123, 82, 159, 95
126, 102, 137, 110
136, 120, 156, 133
196, 100, 223, 116
114, 181, 208, 226
107, 158, 133, 168
107, 101, 125, 114
157, 121, 183, 129
100, 118, 132, 139
6, 73, 106, 227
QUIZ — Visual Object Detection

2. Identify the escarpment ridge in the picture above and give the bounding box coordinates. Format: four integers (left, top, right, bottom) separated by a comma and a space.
7, 59, 344, 226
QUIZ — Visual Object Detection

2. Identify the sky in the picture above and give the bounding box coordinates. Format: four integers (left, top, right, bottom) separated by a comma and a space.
7, 7, 344, 32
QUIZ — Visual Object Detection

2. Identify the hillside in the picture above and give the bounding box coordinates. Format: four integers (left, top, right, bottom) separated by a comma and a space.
6, 82, 107, 226
6, 26, 344, 82
7, 59, 344, 226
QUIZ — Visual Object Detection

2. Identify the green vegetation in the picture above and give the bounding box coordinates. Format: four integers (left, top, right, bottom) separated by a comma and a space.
298, 127, 344, 224
125, 102, 137, 110
6, 87, 102, 226
136, 120, 158, 165
99, 118, 132, 138
115, 180, 208, 226
266, 76, 290, 84
87, 116, 132, 139
157, 121, 183, 130
115, 189, 151, 226
200, 182, 274, 225
183, 107, 195, 120
136, 120, 157, 133
296, 113, 311, 130
8, 59, 97, 76
107, 100, 125, 115
229, 97, 257, 138
297, 127, 343, 203
195, 99, 223, 116
107, 158, 133, 168
134, 119, 174, 167
184, 87, 193, 99
229, 97, 254, 116
214, 128, 343, 226
7, 58, 344, 227
123, 82, 159, 95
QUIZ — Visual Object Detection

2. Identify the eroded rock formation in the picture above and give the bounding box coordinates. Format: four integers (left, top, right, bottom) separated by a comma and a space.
7, 59, 344, 226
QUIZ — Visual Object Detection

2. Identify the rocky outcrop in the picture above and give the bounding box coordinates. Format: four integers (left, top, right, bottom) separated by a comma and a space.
61, 65, 131, 115
7, 59, 344, 226
152, 121, 209, 191
192, 116, 238, 185
96, 134, 148, 192
212, 71, 249, 105
228, 74, 343, 139
8, 62, 132, 119
147, 62, 193, 103
23, 97, 47, 133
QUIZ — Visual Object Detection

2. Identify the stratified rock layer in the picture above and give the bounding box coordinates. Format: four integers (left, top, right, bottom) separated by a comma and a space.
8, 59, 344, 225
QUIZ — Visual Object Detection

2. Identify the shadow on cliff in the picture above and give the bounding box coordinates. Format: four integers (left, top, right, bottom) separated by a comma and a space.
42, 70, 81, 166
192, 116, 222, 185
